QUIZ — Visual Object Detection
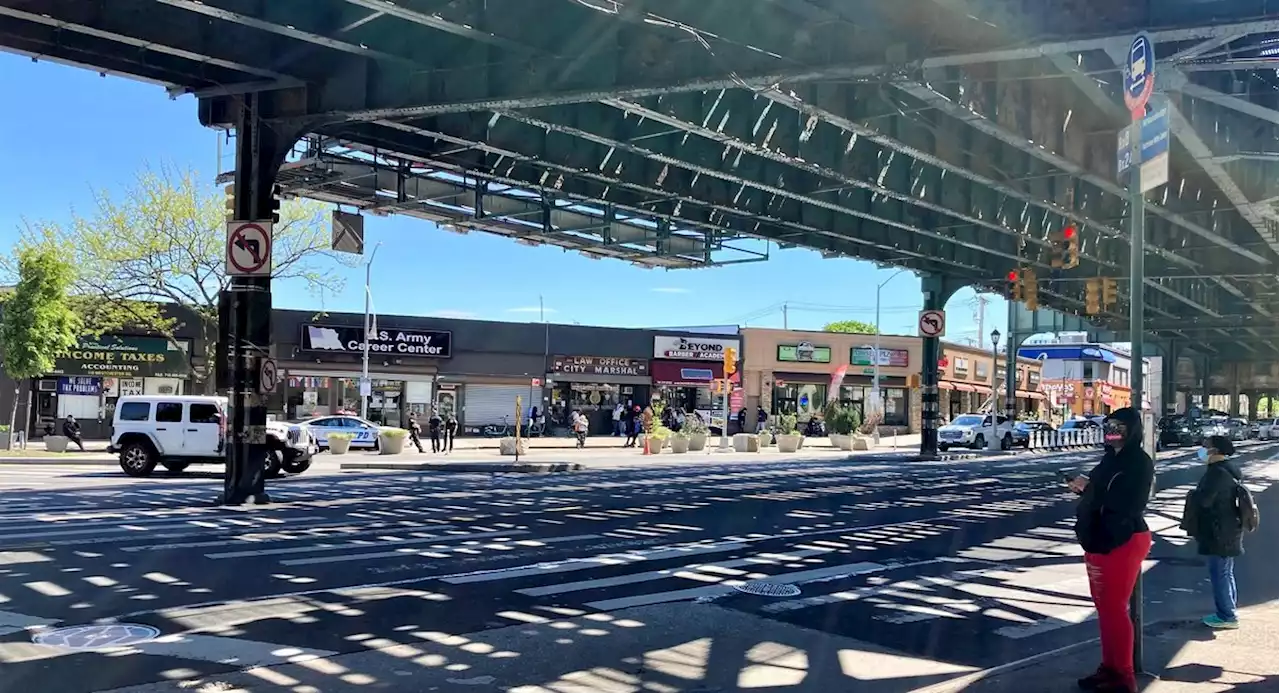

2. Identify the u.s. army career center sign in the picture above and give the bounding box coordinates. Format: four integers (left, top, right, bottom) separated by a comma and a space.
300, 324, 453, 358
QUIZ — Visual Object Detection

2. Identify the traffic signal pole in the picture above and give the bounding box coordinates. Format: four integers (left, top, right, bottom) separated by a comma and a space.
1126, 112, 1148, 675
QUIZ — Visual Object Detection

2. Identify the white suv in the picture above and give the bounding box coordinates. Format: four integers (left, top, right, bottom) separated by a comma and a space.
109, 395, 316, 478
938, 413, 1015, 451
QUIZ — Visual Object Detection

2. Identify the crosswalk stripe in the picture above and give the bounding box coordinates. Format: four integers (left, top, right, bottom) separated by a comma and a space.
206, 526, 514, 560
278, 531, 599, 566
440, 539, 749, 585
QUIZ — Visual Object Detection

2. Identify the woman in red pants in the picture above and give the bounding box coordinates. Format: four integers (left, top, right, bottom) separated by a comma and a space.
1067, 407, 1155, 693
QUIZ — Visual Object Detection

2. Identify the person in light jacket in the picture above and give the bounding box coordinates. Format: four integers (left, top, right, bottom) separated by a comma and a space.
1181, 435, 1245, 630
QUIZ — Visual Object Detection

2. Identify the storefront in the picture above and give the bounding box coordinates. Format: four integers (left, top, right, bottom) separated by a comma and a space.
547, 356, 650, 434
939, 343, 1044, 421
651, 334, 738, 429
35, 335, 193, 437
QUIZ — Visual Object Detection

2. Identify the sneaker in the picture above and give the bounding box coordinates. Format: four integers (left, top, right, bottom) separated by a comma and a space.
1077, 665, 1116, 690
1203, 615, 1240, 629
1093, 681, 1137, 693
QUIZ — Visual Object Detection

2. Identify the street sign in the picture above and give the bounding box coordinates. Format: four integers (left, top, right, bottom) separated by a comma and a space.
258, 358, 278, 395
359, 377, 372, 397
917, 309, 946, 338
226, 221, 272, 276
1117, 106, 1170, 192
1123, 33, 1155, 120
332, 210, 365, 254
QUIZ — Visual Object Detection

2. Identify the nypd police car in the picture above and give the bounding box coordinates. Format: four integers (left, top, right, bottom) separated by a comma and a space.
299, 415, 395, 449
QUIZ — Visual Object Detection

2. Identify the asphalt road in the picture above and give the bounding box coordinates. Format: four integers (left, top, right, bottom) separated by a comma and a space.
0, 443, 1274, 693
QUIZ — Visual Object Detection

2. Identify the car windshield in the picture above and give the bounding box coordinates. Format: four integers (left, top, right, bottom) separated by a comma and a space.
952, 415, 984, 426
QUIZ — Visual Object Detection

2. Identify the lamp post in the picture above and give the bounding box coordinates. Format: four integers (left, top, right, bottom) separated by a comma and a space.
871, 269, 908, 440
988, 328, 1002, 451
359, 242, 382, 420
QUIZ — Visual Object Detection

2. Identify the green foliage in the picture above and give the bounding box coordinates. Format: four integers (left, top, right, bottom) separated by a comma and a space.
824, 403, 862, 435
12, 164, 354, 391
327, 432, 355, 441
779, 413, 799, 434
379, 428, 409, 439
681, 411, 708, 435
859, 409, 883, 436
823, 320, 878, 334
0, 246, 82, 380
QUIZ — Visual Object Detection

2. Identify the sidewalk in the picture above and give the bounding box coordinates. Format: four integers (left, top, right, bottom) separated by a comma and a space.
943, 601, 1278, 692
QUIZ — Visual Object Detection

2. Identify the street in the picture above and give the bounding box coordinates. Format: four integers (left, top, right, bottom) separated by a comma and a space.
0, 444, 1274, 693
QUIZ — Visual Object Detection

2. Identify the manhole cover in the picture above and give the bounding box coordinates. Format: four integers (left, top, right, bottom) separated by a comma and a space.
33, 624, 161, 650
733, 581, 801, 598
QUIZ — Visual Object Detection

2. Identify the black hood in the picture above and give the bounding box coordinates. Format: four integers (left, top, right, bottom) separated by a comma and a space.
1104, 407, 1144, 448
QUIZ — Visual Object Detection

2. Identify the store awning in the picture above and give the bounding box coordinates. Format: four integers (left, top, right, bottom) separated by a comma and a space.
1016, 390, 1040, 399
938, 381, 954, 390
971, 385, 992, 395
651, 360, 724, 387
952, 383, 976, 392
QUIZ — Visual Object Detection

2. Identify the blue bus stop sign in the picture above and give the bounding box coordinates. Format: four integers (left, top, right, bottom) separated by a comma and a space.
1123, 34, 1155, 120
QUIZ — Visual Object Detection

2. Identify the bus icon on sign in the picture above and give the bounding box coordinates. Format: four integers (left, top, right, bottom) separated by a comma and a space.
1128, 44, 1147, 88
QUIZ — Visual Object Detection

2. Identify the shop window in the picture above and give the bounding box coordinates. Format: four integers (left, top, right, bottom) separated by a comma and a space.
155, 402, 183, 423
953, 358, 969, 377
975, 362, 989, 380
882, 388, 908, 426
569, 383, 618, 410
117, 401, 150, 422
771, 383, 826, 418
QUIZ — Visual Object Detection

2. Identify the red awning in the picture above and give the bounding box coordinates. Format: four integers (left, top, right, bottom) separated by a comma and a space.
953, 383, 976, 392
971, 385, 992, 395
651, 360, 724, 387
938, 381, 955, 390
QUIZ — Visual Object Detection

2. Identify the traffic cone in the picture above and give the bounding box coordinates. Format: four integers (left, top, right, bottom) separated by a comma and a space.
642, 435, 651, 455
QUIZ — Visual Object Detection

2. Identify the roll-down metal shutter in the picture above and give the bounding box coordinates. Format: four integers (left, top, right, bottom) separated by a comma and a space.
462, 384, 528, 427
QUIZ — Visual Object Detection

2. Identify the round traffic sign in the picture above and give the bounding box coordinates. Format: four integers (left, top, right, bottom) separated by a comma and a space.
259, 359, 278, 393
918, 309, 946, 338
227, 222, 271, 275
1123, 33, 1155, 118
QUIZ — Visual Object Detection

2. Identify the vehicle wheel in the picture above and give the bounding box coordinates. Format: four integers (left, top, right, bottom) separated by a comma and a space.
161, 461, 189, 474
1001, 434, 1013, 451
938, 444, 950, 452
263, 449, 283, 479
119, 443, 158, 477
971, 435, 986, 450
282, 457, 312, 475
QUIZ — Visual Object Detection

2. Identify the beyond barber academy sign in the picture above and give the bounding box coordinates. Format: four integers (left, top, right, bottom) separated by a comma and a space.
653, 335, 740, 361
300, 324, 453, 358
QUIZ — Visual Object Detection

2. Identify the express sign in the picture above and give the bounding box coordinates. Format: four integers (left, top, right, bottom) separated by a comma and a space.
652, 335, 740, 361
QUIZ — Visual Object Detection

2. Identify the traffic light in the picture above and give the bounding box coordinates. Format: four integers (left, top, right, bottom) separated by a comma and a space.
270, 185, 282, 224
724, 347, 737, 376
1023, 268, 1039, 311
1063, 225, 1080, 269
1101, 277, 1118, 307
1008, 269, 1023, 302
1084, 278, 1102, 315
224, 184, 235, 221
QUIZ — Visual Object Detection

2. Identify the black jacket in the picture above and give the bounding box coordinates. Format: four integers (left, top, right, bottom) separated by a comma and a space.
1074, 408, 1154, 554
1184, 461, 1245, 557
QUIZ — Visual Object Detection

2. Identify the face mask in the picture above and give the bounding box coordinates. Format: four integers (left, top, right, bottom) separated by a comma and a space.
1103, 421, 1125, 444
1196, 447, 1209, 462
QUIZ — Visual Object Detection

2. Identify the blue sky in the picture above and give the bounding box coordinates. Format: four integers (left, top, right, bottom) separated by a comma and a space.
0, 54, 1009, 344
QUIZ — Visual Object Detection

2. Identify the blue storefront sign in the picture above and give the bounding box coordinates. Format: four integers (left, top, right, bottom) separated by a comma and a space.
57, 376, 103, 396
1117, 106, 1170, 191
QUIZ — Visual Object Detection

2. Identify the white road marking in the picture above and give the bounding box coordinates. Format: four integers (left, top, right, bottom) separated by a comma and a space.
441, 539, 750, 585
278, 532, 601, 566
205, 526, 506, 559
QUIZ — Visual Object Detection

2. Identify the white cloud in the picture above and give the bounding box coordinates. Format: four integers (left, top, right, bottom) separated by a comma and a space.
507, 306, 556, 314
432, 310, 477, 319
650, 287, 690, 294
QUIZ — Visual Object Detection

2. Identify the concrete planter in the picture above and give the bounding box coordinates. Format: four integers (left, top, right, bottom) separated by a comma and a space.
379, 431, 407, 455
328, 437, 352, 455
669, 436, 690, 454
45, 436, 69, 453
687, 432, 708, 451
828, 434, 853, 451
756, 432, 773, 449
499, 437, 528, 456
733, 433, 759, 453
776, 433, 802, 453
850, 435, 871, 451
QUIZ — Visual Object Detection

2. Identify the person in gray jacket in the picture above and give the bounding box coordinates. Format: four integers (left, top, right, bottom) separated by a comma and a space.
1181, 434, 1245, 630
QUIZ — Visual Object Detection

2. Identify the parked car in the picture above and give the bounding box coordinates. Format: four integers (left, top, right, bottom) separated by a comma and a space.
1258, 419, 1279, 441
298, 414, 396, 450
938, 413, 1015, 451
1158, 415, 1201, 448
1013, 420, 1054, 448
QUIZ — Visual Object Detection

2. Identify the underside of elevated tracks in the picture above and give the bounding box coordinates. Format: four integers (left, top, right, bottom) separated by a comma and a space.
0, 0, 1275, 472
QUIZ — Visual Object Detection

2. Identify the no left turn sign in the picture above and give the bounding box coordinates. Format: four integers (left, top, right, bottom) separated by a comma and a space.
917, 309, 946, 338
226, 221, 273, 277
258, 358, 279, 395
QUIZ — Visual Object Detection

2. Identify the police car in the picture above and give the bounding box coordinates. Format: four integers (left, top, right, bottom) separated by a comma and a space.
299, 415, 395, 450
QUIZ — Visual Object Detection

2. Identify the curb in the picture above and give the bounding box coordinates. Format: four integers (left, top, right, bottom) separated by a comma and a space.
339, 462, 585, 473
0, 457, 117, 465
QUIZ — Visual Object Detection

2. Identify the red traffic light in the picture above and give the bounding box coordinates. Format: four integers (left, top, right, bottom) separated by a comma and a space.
1007, 270, 1019, 282
1063, 225, 1076, 239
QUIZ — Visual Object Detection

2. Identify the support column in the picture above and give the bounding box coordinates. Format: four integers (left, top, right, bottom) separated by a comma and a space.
217, 94, 304, 506
1161, 342, 1180, 417
1199, 356, 1212, 411
918, 274, 964, 459
1004, 299, 1019, 420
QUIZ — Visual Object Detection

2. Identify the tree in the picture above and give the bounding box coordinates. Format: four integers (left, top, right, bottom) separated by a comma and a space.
822, 319, 878, 334
0, 247, 82, 436
18, 165, 350, 393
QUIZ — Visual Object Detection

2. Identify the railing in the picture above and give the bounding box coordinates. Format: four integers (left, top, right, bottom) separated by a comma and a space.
1027, 427, 1105, 451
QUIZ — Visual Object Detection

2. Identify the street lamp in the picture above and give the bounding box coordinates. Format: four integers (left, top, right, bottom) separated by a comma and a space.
870, 268, 908, 436
359, 241, 382, 420
988, 328, 1002, 451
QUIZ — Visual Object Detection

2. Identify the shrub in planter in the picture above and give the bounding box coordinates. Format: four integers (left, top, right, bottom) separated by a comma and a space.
378, 428, 409, 455
327, 432, 354, 455
825, 404, 860, 451
756, 430, 773, 449
776, 413, 802, 452
732, 432, 759, 453
682, 412, 709, 451
669, 433, 690, 454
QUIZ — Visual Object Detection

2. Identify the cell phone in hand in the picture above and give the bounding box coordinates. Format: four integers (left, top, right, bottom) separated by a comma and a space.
1061, 471, 1076, 483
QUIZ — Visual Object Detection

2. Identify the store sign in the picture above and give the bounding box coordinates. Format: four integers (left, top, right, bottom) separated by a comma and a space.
57, 376, 102, 396
552, 356, 649, 377
850, 347, 910, 368
777, 342, 832, 363
52, 335, 190, 379
653, 335, 739, 361
300, 324, 452, 358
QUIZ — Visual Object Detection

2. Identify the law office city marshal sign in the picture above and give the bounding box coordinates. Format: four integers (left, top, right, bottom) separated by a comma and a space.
653, 335, 740, 361
300, 324, 453, 358
552, 356, 649, 377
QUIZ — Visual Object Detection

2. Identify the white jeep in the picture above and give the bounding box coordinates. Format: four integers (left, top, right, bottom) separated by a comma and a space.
937, 413, 1015, 451
108, 395, 316, 478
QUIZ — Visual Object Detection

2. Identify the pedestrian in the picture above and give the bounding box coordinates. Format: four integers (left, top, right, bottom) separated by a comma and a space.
1181, 435, 1251, 630
624, 405, 640, 448
572, 410, 588, 448
736, 407, 747, 435
407, 413, 425, 453
1067, 407, 1154, 693
756, 406, 768, 433
443, 411, 458, 453
62, 415, 85, 452
613, 402, 625, 436
427, 408, 443, 453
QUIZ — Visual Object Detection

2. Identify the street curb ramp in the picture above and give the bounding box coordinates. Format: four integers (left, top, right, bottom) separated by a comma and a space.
339, 461, 584, 474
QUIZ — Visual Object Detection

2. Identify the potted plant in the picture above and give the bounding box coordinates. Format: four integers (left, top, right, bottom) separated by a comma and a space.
732, 432, 759, 453
669, 431, 690, 454
853, 411, 883, 451
682, 413, 709, 451
776, 413, 802, 453
756, 428, 773, 450
327, 432, 354, 455
826, 404, 859, 451
378, 428, 409, 455
0, 425, 12, 451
